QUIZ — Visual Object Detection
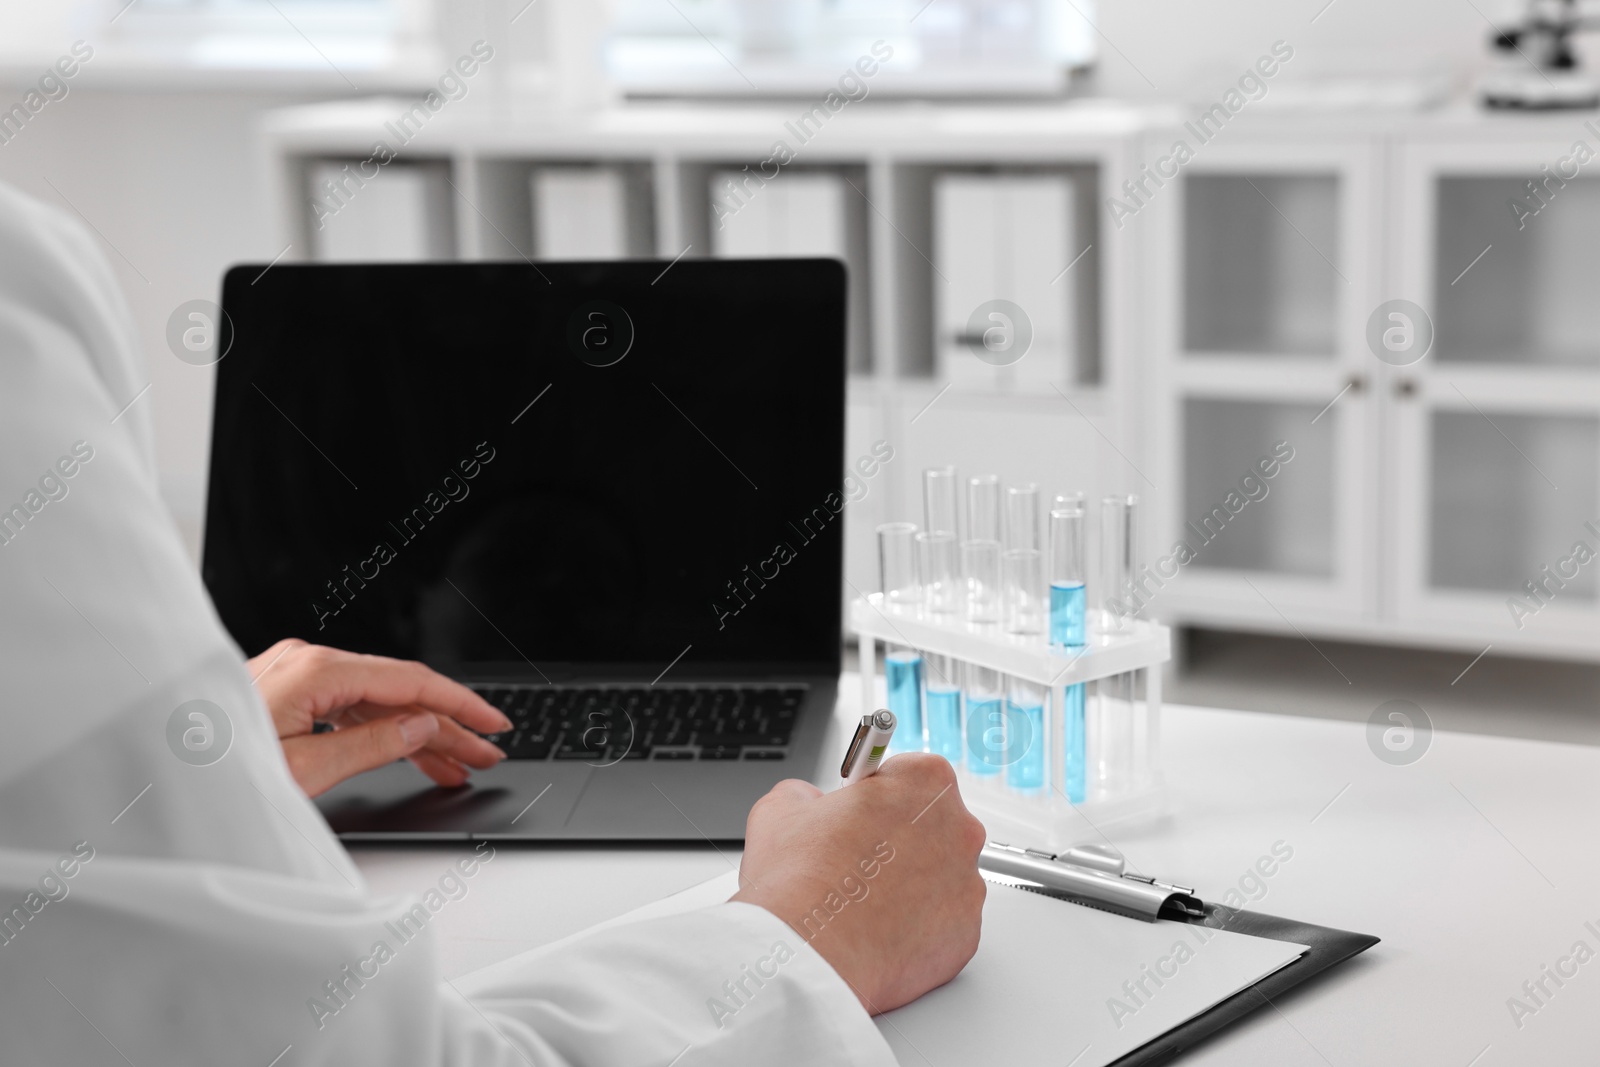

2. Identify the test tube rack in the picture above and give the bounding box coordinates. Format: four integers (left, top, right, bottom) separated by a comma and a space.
851, 593, 1172, 850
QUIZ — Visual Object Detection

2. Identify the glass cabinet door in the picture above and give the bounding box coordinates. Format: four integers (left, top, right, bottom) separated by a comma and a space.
1149, 138, 1379, 621
1392, 140, 1600, 651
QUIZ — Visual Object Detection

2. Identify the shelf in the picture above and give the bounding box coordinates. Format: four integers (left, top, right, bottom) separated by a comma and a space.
850, 594, 1171, 687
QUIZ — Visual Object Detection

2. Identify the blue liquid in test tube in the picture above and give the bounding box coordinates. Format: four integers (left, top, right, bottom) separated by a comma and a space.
1006, 696, 1046, 794
1062, 682, 1086, 803
923, 653, 963, 764
1049, 507, 1089, 804
885, 649, 924, 753
1049, 581, 1086, 646
965, 696, 1003, 775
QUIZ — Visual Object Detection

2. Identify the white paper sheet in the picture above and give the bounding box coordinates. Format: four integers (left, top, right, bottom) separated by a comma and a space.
563, 869, 1306, 1067
875, 878, 1306, 1067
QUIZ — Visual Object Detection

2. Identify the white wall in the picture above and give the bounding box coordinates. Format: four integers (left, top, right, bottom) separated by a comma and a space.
0, 88, 335, 556
0, 0, 1557, 557
1094, 0, 1520, 101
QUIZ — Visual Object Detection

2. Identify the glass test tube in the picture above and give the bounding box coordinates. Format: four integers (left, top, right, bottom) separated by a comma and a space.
1096, 495, 1137, 634
877, 522, 924, 752
923, 651, 963, 764
967, 475, 1002, 544
1049, 506, 1088, 803
1049, 507, 1087, 647
1092, 497, 1137, 797
1003, 548, 1045, 636
1006, 676, 1047, 794
916, 531, 960, 762
964, 662, 1004, 777
918, 531, 961, 617
1005, 483, 1042, 552
1052, 490, 1086, 513
923, 466, 960, 538
961, 539, 1002, 624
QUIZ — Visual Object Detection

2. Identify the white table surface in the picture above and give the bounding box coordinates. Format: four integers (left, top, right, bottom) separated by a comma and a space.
350, 674, 1600, 1066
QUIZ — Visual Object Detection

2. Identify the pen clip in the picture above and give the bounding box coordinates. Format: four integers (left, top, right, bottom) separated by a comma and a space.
840, 716, 872, 779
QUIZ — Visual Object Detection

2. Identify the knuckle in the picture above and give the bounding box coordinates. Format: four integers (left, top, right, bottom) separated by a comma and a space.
962, 813, 987, 854
900, 751, 957, 786
301, 643, 339, 668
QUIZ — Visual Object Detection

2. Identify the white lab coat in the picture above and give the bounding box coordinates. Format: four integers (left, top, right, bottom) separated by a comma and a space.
0, 182, 898, 1067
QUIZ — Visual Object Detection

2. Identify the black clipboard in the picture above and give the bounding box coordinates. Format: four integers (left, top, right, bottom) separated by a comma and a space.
1109, 903, 1379, 1066
1007, 882, 1379, 1067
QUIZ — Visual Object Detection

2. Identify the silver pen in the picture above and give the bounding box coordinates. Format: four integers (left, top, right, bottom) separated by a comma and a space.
840, 709, 896, 784
980, 840, 1205, 922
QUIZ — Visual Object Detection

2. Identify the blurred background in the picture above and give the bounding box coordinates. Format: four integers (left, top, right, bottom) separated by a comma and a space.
4, 0, 1598, 739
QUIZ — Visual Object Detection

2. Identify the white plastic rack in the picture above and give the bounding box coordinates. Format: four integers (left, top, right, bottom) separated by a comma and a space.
851, 593, 1172, 849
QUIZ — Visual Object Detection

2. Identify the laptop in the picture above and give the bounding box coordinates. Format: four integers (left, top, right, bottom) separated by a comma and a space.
203, 259, 847, 842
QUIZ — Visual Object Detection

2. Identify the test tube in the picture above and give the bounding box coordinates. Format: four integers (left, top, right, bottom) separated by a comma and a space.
1005, 483, 1042, 552
878, 521, 921, 611
1093, 496, 1138, 798
1052, 490, 1086, 513
961, 539, 1002, 624
878, 522, 924, 752
967, 475, 1002, 544
1006, 677, 1047, 795
917, 531, 961, 616
1059, 680, 1087, 803
923, 652, 963, 764
1049, 507, 1087, 648
923, 466, 960, 538
1096, 495, 1137, 633
1003, 548, 1045, 636
964, 662, 1003, 777
1049, 506, 1088, 804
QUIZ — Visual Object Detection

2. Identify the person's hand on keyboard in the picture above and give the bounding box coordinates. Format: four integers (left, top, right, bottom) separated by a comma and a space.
730, 754, 986, 1014
247, 638, 512, 796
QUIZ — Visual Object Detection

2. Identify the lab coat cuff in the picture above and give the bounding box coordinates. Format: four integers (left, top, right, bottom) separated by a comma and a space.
717, 900, 899, 1067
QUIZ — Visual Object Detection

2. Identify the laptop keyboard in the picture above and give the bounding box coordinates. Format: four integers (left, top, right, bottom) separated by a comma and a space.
471, 684, 805, 762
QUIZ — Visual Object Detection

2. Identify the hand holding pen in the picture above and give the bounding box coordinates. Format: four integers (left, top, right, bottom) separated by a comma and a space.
729, 712, 987, 1014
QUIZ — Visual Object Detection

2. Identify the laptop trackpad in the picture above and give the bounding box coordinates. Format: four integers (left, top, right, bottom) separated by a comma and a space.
557, 761, 773, 841
318, 761, 586, 837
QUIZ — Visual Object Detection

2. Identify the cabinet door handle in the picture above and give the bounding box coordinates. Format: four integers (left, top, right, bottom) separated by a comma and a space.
1345, 373, 1366, 395
1394, 377, 1418, 399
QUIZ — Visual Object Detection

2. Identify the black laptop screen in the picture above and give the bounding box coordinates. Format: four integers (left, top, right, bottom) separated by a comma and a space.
203, 260, 846, 674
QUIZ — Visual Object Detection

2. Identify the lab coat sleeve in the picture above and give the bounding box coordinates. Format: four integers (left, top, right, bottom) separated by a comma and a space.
442, 901, 898, 1066
0, 181, 898, 1067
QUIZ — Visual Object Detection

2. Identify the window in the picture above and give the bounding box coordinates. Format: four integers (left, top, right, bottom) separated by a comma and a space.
110, 0, 427, 73
607, 0, 1096, 97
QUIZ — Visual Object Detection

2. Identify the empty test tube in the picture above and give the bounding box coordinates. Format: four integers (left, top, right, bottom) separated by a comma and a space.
924, 466, 960, 538
1003, 548, 1045, 636
961, 539, 1002, 624
918, 531, 961, 616
1093, 497, 1138, 797
967, 475, 1001, 544
1096, 495, 1137, 633
1005, 483, 1042, 552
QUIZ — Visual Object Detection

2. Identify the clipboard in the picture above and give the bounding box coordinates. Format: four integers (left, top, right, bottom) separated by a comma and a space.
1003, 879, 1380, 1067
1109, 903, 1380, 1066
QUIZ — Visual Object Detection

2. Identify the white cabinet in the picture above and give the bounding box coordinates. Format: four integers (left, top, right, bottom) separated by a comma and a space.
264, 103, 1600, 662
1147, 137, 1381, 624
1392, 139, 1600, 655
932, 172, 1079, 391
